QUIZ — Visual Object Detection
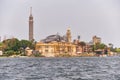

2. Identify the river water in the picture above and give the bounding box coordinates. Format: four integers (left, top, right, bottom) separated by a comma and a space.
0, 56, 120, 80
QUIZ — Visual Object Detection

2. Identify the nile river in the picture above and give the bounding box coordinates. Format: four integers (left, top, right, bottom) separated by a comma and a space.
0, 56, 120, 80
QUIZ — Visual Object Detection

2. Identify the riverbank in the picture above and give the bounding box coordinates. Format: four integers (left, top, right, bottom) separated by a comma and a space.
0, 52, 118, 58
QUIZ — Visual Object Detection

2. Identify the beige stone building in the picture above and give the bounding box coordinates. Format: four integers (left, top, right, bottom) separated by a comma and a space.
25, 47, 33, 56
36, 41, 76, 57
35, 28, 77, 57
93, 35, 101, 44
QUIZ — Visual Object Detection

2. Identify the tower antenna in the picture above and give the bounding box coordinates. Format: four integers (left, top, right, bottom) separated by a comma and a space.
30, 7, 32, 16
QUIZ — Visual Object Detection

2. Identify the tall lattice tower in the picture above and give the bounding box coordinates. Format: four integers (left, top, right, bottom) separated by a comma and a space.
29, 7, 34, 41
66, 27, 72, 43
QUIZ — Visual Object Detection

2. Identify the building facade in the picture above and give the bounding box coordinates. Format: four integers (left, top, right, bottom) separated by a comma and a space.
93, 36, 101, 44
36, 41, 76, 57
35, 28, 76, 57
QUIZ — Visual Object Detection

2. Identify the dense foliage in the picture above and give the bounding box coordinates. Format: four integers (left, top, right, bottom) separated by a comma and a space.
78, 41, 86, 52
93, 43, 106, 51
115, 48, 120, 52
2, 38, 36, 55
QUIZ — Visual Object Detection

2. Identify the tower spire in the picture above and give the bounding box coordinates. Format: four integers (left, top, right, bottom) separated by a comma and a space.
29, 7, 34, 41
30, 7, 32, 16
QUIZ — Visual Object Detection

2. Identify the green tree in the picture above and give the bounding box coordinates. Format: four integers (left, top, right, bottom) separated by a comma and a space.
2, 38, 36, 56
78, 41, 86, 53
19, 40, 35, 49
115, 48, 120, 52
0, 42, 3, 50
2, 38, 20, 51
0, 42, 2, 46
93, 43, 106, 50
108, 43, 114, 51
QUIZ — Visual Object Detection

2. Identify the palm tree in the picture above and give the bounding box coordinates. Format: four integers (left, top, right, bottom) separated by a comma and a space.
108, 43, 114, 51
78, 41, 86, 53
108, 43, 113, 48
78, 35, 80, 41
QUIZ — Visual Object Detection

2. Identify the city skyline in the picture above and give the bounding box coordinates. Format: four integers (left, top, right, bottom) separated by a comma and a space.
0, 0, 120, 47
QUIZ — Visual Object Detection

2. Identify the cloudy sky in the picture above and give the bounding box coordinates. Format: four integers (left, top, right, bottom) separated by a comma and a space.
0, 0, 120, 47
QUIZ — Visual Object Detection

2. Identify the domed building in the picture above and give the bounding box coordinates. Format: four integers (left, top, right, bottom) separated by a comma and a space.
40, 34, 66, 43
35, 28, 76, 57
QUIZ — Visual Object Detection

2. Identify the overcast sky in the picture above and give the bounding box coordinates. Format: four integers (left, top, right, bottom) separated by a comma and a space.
0, 0, 120, 47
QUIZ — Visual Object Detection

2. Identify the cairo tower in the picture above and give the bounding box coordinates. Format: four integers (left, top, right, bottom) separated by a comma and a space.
29, 7, 34, 41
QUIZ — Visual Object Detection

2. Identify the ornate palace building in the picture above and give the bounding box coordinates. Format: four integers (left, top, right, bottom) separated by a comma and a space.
35, 28, 76, 57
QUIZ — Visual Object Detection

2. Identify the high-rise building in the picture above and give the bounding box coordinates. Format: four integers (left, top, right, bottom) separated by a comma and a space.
29, 7, 34, 41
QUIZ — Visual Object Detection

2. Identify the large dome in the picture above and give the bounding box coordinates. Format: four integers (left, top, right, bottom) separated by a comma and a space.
41, 34, 66, 43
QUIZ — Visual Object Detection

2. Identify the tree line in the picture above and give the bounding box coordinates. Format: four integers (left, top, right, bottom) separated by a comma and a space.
0, 38, 35, 56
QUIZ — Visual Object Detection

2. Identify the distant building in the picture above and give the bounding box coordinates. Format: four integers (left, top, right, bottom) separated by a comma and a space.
25, 47, 33, 56
76, 46, 82, 54
35, 28, 76, 57
0, 51, 3, 55
29, 7, 34, 41
75, 40, 94, 53
66, 27, 72, 43
84, 42, 93, 52
93, 35, 101, 44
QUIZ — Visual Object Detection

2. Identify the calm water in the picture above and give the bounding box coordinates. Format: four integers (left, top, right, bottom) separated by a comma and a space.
0, 57, 120, 80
